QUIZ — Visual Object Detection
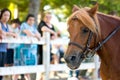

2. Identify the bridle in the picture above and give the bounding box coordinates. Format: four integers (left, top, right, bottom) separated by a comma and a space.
69, 16, 120, 58
69, 30, 94, 58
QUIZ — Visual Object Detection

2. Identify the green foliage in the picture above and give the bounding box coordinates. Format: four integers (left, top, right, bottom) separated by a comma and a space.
0, 0, 11, 9
40, 0, 120, 21
1, 0, 120, 22
0, 0, 29, 21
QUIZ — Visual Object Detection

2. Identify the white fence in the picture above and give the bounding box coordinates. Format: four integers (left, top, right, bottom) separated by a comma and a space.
0, 32, 100, 80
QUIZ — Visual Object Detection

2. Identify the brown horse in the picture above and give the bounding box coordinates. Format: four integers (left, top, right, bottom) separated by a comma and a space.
64, 4, 120, 80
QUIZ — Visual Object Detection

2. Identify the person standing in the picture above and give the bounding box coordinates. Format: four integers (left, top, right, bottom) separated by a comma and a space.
20, 14, 40, 66
37, 11, 57, 65
6, 18, 21, 67
0, 8, 17, 80
8, 18, 21, 80
37, 12, 58, 80
16, 14, 40, 80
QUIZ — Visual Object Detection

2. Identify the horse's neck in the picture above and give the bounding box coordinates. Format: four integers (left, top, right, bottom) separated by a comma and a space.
98, 13, 120, 37
97, 14, 120, 63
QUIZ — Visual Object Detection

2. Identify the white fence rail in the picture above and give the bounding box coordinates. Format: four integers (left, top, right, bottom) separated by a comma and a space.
0, 63, 97, 75
0, 32, 100, 80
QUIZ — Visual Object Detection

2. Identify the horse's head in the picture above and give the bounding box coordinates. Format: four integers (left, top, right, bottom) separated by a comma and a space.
64, 4, 100, 69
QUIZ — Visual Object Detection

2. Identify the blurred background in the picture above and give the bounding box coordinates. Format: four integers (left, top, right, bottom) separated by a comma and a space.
0, 0, 120, 23
0, 0, 120, 80
1, 0, 120, 36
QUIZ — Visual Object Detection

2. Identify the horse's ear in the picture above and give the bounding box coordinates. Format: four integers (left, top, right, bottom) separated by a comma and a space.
88, 3, 98, 16
72, 5, 80, 13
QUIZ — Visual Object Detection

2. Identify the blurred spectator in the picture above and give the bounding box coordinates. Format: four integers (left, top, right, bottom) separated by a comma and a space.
10, 18, 21, 31
69, 70, 80, 78
10, 18, 21, 66
9, 18, 21, 80
57, 31, 65, 63
0, 8, 17, 80
37, 11, 58, 80
14, 14, 41, 80
51, 31, 65, 64
20, 14, 40, 65
7, 18, 21, 66
37, 11, 57, 65
0, 29, 2, 40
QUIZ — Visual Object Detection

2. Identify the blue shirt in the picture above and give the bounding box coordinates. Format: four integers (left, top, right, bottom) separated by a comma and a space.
20, 22, 38, 65
0, 22, 9, 52
20, 22, 38, 48
20, 22, 38, 36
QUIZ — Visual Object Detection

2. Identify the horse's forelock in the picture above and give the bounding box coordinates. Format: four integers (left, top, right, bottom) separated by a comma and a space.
68, 8, 98, 34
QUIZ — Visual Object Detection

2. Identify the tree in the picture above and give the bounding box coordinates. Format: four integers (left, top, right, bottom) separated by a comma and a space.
39, 0, 120, 21
29, 0, 40, 24
1, 0, 120, 22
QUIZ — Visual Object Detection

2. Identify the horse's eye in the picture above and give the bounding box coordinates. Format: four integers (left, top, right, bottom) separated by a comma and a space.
82, 27, 89, 33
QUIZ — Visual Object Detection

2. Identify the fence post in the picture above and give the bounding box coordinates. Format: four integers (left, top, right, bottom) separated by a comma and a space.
93, 55, 100, 80
43, 32, 50, 80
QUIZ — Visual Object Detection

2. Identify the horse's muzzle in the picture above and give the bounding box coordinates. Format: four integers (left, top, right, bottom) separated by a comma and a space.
64, 52, 84, 69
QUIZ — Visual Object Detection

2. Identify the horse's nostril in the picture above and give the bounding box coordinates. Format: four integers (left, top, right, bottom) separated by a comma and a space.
70, 56, 76, 61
